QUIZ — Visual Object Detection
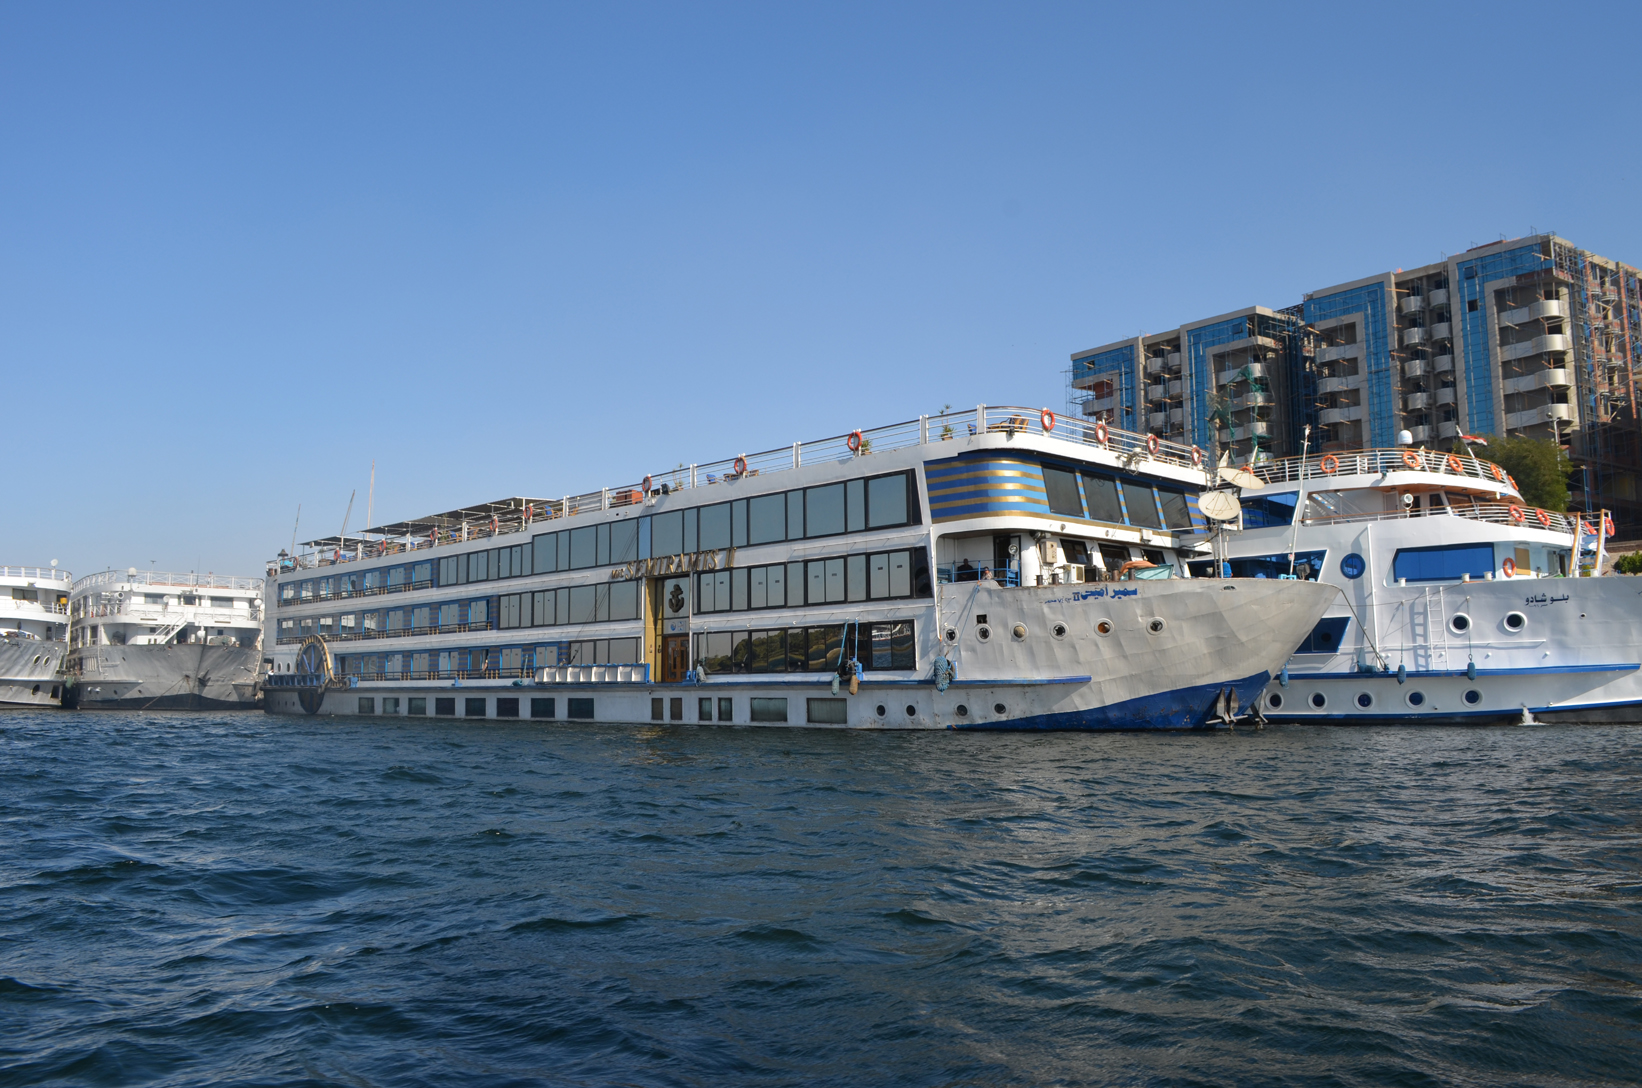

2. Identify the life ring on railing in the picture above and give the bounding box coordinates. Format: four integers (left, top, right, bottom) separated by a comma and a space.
1502, 557, 1516, 577
1508, 474, 1518, 490
1508, 504, 1525, 523
1446, 453, 1464, 474
1094, 420, 1109, 446
734, 455, 748, 475
1320, 453, 1340, 475
1190, 445, 1203, 466
846, 430, 863, 453
1402, 449, 1422, 470
490, 516, 499, 535
1535, 508, 1551, 527
642, 474, 653, 494
1146, 434, 1160, 455
1604, 513, 1616, 536
1490, 462, 1505, 482
1040, 408, 1056, 432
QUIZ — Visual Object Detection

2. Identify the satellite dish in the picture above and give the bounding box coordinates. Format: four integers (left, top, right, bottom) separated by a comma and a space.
1219, 466, 1261, 490
1198, 490, 1243, 522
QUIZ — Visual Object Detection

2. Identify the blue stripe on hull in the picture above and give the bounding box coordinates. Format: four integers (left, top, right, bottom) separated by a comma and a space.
953, 670, 1272, 732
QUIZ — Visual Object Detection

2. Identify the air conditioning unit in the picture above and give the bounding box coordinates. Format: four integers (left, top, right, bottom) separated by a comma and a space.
1063, 565, 1085, 584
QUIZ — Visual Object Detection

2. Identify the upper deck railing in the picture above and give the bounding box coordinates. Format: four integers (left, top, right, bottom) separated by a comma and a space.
73, 570, 263, 594
1251, 448, 1517, 493
275, 405, 1207, 572
1297, 500, 1584, 536
0, 567, 71, 584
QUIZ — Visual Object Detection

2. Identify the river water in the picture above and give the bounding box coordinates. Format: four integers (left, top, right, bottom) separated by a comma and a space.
2, 710, 1639, 1087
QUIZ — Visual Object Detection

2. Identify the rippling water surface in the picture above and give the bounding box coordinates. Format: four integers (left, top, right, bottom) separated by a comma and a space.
3, 710, 1640, 1087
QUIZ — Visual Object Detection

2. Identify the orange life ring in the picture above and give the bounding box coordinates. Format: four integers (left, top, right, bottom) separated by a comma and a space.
642, 475, 653, 494
1508, 504, 1525, 523
1508, 474, 1518, 490
846, 431, 863, 453
1320, 453, 1340, 475
733, 455, 748, 474
1190, 445, 1203, 466
1502, 557, 1516, 577
1446, 453, 1464, 474
1489, 463, 1505, 482
1402, 449, 1422, 470
1535, 508, 1551, 527
1605, 514, 1616, 536
1040, 408, 1056, 432
1094, 421, 1109, 446
1146, 433, 1160, 455
490, 516, 499, 535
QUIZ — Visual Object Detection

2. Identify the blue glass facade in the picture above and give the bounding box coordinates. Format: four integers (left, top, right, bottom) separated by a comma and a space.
1453, 242, 1552, 437
1071, 342, 1139, 430
1183, 315, 1253, 449
1303, 281, 1394, 447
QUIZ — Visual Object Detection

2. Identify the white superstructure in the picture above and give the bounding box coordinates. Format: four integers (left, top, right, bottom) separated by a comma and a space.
66, 569, 265, 709
0, 565, 71, 707
266, 406, 1334, 729
1217, 446, 1638, 723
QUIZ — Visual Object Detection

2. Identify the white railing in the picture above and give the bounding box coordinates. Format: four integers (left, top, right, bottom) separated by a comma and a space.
276, 405, 1209, 571
1298, 501, 1580, 535
73, 570, 262, 593
0, 567, 72, 583
1252, 448, 1515, 491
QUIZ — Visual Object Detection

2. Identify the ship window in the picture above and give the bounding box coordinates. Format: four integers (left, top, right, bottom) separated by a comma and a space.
610, 580, 640, 621
1081, 473, 1124, 523
413, 561, 432, 584
438, 603, 459, 628
468, 600, 487, 625
410, 606, 429, 629
499, 594, 523, 629
566, 585, 596, 625
744, 629, 787, 672
695, 631, 736, 673
869, 553, 889, 598
748, 494, 785, 545
568, 525, 597, 569
806, 483, 846, 538
846, 555, 867, 602
749, 697, 788, 723
531, 589, 556, 626
467, 550, 488, 582
531, 532, 558, 574
749, 566, 766, 608
1392, 543, 1494, 583
807, 626, 844, 672
388, 566, 406, 586
699, 502, 733, 550
870, 621, 916, 669
210, 597, 232, 608
1158, 488, 1194, 530
145, 594, 165, 604
1122, 481, 1163, 529
1043, 466, 1084, 518
731, 500, 747, 547
1297, 617, 1350, 653
766, 563, 785, 607
867, 472, 911, 528
846, 478, 866, 532
732, 567, 749, 610
1242, 492, 1298, 528
651, 511, 683, 557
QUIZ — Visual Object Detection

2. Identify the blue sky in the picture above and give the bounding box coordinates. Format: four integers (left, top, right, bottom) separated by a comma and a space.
4, 2, 1639, 578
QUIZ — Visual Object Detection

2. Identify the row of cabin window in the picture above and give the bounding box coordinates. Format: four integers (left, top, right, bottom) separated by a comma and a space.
694, 620, 916, 675
335, 638, 642, 676
696, 550, 928, 613
498, 581, 642, 629
282, 599, 494, 638
1039, 465, 1197, 531
284, 561, 435, 602
355, 697, 593, 719
435, 470, 920, 585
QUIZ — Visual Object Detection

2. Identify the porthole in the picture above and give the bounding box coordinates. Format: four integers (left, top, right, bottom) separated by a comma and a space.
1051, 622, 1067, 640
993, 703, 1006, 715
1267, 692, 1284, 710
1406, 691, 1425, 707
1147, 618, 1166, 635
905, 704, 917, 717
1012, 623, 1028, 641
1310, 692, 1327, 709
1356, 692, 1373, 709
976, 625, 992, 642
1503, 611, 1526, 632
875, 704, 887, 717
944, 628, 957, 643
1463, 689, 1482, 706
955, 704, 968, 717
1095, 619, 1113, 636
1450, 612, 1472, 635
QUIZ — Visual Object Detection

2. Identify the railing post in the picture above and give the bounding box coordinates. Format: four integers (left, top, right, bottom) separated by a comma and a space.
977, 403, 986, 433
690, 464, 697, 488
919, 415, 928, 444
793, 442, 800, 469
601, 488, 609, 512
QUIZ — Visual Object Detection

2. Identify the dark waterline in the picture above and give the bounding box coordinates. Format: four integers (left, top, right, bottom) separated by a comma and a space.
2, 710, 1639, 1087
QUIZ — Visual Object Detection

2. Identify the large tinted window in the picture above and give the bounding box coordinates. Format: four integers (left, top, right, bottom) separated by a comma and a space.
652, 511, 683, 556
1043, 466, 1084, 518
610, 519, 638, 563
699, 503, 732, 550
1122, 481, 1162, 528
1243, 492, 1297, 529
748, 494, 785, 544
806, 484, 845, 537
1082, 473, 1123, 523
1158, 489, 1194, 530
1392, 543, 1494, 583
569, 525, 597, 569
867, 473, 909, 528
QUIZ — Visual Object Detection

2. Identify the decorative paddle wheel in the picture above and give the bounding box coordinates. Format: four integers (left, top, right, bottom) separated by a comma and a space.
292, 634, 335, 715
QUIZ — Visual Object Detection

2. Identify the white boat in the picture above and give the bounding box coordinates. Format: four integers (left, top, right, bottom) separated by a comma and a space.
0, 565, 71, 707
1216, 445, 1639, 724
265, 406, 1334, 729
65, 569, 266, 710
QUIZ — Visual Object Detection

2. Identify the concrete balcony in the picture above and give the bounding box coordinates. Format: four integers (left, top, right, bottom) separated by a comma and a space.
1505, 402, 1576, 429
1316, 343, 1360, 364
1218, 422, 1271, 443
1319, 405, 1365, 425
1214, 362, 1266, 386
1499, 333, 1571, 362
1435, 387, 1457, 406
1429, 321, 1452, 341
1404, 359, 1428, 379
1400, 295, 1425, 315
1405, 392, 1430, 411
1402, 327, 1427, 346
1429, 288, 1449, 307
1316, 374, 1363, 395
1080, 395, 1117, 416
1145, 357, 1169, 376
1434, 353, 1455, 373
1436, 420, 1459, 438
1407, 424, 1431, 443
1501, 298, 1566, 325
1502, 368, 1572, 395
1168, 408, 1184, 425
1146, 383, 1167, 402
1148, 412, 1168, 429
1232, 391, 1273, 410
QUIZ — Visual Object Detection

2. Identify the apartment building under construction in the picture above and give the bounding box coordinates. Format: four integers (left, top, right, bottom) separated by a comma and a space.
1068, 234, 1642, 535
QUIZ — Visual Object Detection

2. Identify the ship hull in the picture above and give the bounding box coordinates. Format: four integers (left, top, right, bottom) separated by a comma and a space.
67, 644, 263, 711
0, 640, 67, 707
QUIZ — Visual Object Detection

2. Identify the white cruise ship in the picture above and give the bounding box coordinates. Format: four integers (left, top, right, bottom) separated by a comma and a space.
0, 564, 71, 707
265, 406, 1334, 729
1217, 444, 1639, 724
65, 569, 265, 710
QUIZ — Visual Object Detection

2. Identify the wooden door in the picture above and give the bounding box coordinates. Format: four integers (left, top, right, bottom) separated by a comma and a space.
662, 635, 689, 683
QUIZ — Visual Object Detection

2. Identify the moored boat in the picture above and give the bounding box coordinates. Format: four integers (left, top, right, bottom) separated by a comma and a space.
0, 564, 71, 707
